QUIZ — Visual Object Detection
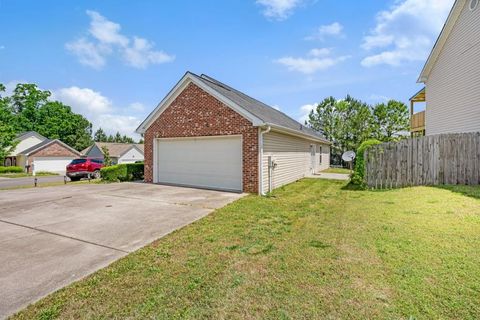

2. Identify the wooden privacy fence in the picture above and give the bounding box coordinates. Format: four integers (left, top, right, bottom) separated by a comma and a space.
365, 132, 480, 189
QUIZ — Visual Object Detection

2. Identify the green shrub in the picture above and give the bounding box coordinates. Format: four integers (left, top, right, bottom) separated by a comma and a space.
101, 163, 144, 182
0, 166, 23, 173
351, 139, 382, 187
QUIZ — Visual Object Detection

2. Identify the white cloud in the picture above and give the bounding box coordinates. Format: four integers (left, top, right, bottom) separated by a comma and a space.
53, 87, 113, 114
256, 0, 303, 20
86, 10, 129, 47
308, 48, 331, 57
276, 54, 349, 74
361, 0, 454, 67
123, 37, 174, 69
298, 103, 317, 123
65, 38, 110, 69
129, 102, 145, 112
368, 94, 390, 103
0, 45, 5, 50
306, 22, 344, 40
66, 10, 175, 69
53, 86, 142, 138
272, 105, 281, 111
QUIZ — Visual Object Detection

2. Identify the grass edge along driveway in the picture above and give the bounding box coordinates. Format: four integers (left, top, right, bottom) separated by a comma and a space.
12, 179, 480, 319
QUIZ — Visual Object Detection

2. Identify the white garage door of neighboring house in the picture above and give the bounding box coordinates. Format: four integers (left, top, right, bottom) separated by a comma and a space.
155, 136, 242, 192
33, 157, 75, 174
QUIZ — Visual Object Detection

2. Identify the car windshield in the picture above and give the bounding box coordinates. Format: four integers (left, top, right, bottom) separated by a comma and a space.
70, 159, 87, 165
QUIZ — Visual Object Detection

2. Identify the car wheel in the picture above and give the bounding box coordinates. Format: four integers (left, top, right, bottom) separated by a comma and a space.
93, 170, 101, 179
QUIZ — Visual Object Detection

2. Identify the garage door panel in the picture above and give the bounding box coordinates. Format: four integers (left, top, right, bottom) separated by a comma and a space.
33, 157, 75, 174
156, 136, 242, 192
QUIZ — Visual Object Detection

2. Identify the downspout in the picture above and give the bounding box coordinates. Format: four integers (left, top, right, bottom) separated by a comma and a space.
259, 125, 271, 196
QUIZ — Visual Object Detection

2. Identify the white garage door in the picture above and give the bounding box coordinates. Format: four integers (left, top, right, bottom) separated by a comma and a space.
156, 136, 242, 192
33, 157, 75, 174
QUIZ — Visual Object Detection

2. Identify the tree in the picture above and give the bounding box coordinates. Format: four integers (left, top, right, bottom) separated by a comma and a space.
0, 84, 17, 163
138, 138, 144, 144
121, 135, 134, 143
307, 96, 373, 160
372, 100, 410, 141
307, 96, 410, 161
101, 146, 113, 166
114, 132, 122, 143
94, 128, 108, 142
11, 84, 50, 132
36, 101, 93, 151
0, 83, 94, 151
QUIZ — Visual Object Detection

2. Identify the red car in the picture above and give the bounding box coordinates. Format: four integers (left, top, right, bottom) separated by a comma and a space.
66, 158, 104, 181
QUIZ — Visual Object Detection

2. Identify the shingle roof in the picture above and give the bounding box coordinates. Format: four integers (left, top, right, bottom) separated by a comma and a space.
15, 131, 47, 141
94, 142, 144, 158
20, 139, 82, 156
191, 73, 327, 141
20, 139, 53, 155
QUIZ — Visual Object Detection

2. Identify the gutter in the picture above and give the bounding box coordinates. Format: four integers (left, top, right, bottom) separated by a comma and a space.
259, 125, 271, 196
265, 123, 331, 145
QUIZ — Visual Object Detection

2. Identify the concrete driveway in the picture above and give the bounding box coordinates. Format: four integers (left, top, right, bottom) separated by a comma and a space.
0, 183, 244, 319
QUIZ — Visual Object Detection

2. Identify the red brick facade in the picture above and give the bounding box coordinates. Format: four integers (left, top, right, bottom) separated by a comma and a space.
28, 141, 80, 173
144, 82, 259, 193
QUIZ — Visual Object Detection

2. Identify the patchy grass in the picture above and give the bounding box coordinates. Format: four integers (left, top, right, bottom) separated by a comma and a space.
322, 167, 352, 174
0, 179, 102, 191
0, 171, 58, 178
12, 179, 480, 319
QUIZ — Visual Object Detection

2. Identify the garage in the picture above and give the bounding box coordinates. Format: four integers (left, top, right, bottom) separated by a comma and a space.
155, 136, 242, 192
32, 157, 76, 174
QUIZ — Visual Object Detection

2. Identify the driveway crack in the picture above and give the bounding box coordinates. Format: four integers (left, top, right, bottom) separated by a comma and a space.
0, 219, 129, 254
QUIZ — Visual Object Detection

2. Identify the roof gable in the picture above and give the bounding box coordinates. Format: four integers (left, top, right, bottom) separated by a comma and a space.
136, 72, 330, 143
136, 72, 264, 134
21, 139, 82, 156
418, 0, 466, 83
92, 142, 144, 158
15, 131, 47, 142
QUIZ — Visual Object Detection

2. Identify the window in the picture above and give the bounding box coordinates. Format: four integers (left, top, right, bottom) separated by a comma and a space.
70, 159, 86, 165
470, 0, 478, 11
318, 146, 322, 164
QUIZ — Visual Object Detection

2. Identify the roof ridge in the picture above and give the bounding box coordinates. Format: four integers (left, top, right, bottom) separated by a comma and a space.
199, 74, 315, 133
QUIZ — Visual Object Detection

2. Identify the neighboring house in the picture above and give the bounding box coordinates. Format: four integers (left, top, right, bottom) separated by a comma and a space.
136, 72, 331, 195
411, 0, 480, 136
3, 131, 82, 174
82, 142, 144, 164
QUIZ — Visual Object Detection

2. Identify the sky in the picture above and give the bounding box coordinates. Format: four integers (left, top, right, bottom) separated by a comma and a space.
0, 0, 455, 138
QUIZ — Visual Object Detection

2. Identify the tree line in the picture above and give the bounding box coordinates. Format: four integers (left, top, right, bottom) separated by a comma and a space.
93, 128, 143, 144
306, 96, 410, 163
0, 83, 142, 162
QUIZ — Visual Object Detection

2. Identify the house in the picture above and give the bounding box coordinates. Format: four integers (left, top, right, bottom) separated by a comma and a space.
410, 0, 480, 136
4, 131, 82, 174
82, 142, 144, 164
136, 72, 331, 194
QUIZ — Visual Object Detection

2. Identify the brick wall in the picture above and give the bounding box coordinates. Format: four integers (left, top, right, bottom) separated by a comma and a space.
144, 82, 259, 193
27, 141, 79, 172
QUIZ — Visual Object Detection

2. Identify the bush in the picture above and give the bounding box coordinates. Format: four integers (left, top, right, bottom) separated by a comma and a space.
101, 163, 144, 182
0, 166, 23, 173
351, 139, 382, 187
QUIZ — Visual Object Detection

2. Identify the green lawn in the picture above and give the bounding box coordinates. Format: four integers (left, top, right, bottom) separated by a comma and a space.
0, 171, 58, 178
322, 167, 352, 174
13, 179, 480, 319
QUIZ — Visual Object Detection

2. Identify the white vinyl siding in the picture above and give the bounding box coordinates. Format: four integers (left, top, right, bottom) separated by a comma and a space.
261, 131, 330, 193
10, 135, 45, 156
155, 136, 242, 192
426, 1, 480, 135
118, 148, 144, 164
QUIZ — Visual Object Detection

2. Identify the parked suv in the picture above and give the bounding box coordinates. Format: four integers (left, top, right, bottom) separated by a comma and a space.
66, 158, 104, 181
